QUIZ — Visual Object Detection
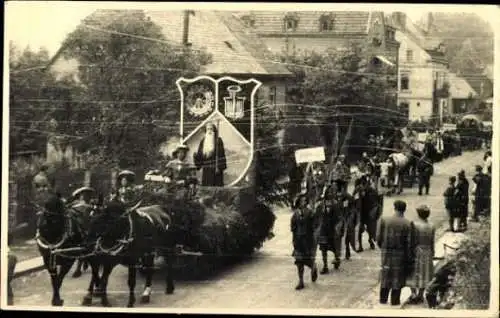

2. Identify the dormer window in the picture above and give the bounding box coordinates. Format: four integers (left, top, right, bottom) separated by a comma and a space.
319, 13, 335, 31
283, 12, 299, 32
241, 14, 256, 28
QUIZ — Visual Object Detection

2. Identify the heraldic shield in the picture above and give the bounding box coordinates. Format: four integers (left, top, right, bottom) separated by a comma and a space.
176, 76, 262, 187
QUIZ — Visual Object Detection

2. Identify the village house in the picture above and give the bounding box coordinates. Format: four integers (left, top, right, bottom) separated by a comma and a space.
386, 12, 450, 123
234, 11, 400, 107
448, 72, 478, 117
46, 10, 292, 166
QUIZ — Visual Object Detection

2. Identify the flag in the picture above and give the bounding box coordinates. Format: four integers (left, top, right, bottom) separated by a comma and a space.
339, 118, 354, 157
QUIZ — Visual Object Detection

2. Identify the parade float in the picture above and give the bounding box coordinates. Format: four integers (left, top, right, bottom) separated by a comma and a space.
142, 76, 276, 275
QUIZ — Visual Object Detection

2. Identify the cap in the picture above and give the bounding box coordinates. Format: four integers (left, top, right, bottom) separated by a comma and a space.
71, 186, 95, 198
172, 143, 190, 157
475, 165, 483, 171
449, 176, 456, 183
393, 200, 407, 212
118, 170, 136, 180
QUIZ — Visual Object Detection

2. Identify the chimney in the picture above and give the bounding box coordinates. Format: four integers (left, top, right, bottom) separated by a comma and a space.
426, 12, 434, 33
391, 12, 406, 31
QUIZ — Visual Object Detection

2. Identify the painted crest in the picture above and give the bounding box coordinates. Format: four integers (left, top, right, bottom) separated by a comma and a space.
186, 84, 215, 117
223, 85, 246, 120
176, 76, 262, 188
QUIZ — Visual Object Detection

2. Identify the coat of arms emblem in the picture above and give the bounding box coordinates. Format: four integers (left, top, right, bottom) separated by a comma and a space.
186, 84, 215, 117
223, 85, 246, 119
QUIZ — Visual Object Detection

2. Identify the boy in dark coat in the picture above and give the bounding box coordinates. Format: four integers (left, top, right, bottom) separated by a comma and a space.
377, 200, 412, 306
291, 193, 319, 290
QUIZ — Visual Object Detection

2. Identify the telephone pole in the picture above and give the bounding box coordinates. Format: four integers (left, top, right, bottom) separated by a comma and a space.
183, 10, 195, 48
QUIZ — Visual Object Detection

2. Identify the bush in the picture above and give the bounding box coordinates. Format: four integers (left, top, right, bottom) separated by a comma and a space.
452, 218, 491, 309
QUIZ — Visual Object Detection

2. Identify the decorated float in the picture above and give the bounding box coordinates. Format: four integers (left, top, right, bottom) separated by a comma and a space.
142, 76, 276, 274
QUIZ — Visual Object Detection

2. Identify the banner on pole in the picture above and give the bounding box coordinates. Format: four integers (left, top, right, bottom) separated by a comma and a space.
295, 147, 326, 164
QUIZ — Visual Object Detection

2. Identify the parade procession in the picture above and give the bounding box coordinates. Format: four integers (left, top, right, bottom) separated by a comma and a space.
5, 4, 496, 313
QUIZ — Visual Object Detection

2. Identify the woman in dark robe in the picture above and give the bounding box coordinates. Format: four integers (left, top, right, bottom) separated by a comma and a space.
407, 205, 435, 304
291, 193, 319, 290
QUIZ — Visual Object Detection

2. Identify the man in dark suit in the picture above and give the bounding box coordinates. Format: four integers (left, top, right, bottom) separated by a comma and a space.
455, 170, 469, 231
377, 200, 412, 306
417, 155, 434, 196
193, 122, 227, 186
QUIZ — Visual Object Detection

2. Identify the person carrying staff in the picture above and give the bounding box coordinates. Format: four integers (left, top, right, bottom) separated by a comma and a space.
443, 176, 458, 232
291, 193, 319, 290
455, 170, 469, 232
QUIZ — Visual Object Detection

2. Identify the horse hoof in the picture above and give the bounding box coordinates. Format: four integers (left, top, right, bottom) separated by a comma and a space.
320, 268, 329, 275
82, 296, 92, 306
356, 248, 364, 253
52, 299, 64, 306
345, 255, 350, 260
72, 271, 82, 278
102, 301, 112, 307
127, 303, 135, 308
140, 295, 151, 304
370, 243, 376, 250
334, 262, 340, 270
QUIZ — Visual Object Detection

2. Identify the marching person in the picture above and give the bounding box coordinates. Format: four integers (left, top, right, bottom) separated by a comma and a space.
472, 165, 488, 222
407, 205, 435, 304
443, 176, 458, 232
455, 170, 469, 232
335, 178, 357, 260
318, 182, 341, 274
377, 200, 412, 306
417, 154, 433, 196
291, 193, 319, 290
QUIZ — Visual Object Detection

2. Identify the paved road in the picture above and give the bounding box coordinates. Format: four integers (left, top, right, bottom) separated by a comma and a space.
11, 151, 484, 309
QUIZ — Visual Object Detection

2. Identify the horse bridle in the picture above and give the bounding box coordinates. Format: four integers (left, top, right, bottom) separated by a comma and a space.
93, 200, 141, 256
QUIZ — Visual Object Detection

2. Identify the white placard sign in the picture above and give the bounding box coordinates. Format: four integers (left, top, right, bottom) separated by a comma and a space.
294, 147, 326, 164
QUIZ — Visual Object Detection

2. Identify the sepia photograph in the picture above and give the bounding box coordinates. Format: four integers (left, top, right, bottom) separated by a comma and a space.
2, 1, 498, 316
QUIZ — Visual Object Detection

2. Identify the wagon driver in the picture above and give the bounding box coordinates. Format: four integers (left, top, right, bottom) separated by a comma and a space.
115, 170, 142, 206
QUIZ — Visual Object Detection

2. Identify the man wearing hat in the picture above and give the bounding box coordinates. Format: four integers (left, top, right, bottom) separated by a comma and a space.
32, 164, 55, 200
455, 170, 469, 231
443, 176, 458, 232
417, 154, 433, 196
376, 200, 412, 306
318, 182, 343, 274
291, 192, 319, 290
472, 165, 488, 221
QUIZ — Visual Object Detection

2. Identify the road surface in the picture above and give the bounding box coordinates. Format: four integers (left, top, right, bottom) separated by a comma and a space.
10, 151, 484, 309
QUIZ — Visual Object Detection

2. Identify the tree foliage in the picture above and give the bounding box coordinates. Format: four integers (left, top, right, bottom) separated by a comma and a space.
274, 44, 401, 164
59, 10, 211, 169
452, 218, 490, 309
9, 42, 58, 153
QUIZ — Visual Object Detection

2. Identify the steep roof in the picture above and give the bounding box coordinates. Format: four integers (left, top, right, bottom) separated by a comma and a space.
50, 9, 291, 77
449, 73, 478, 99
234, 11, 371, 34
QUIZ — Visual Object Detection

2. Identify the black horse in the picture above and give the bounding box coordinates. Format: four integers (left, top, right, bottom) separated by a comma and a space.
35, 193, 90, 306
82, 199, 175, 307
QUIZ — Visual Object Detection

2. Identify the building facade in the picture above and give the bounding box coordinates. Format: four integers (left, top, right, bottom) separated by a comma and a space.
388, 12, 450, 123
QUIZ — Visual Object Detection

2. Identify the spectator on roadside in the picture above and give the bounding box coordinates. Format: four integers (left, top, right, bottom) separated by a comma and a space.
455, 170, 469, 232
377, 200, 412, 306
483, 150, 492, 175
472, 165, 488, 222
444, 176, 458, 232
407, 205, 435, 304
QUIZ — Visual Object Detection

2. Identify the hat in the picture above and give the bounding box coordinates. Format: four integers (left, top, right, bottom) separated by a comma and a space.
118, 170, 136, 181
475, 165, 483, 171
72, 186, 95, 198
172, 143, 189, 157
393, 200, 407, 213
416, 205, 431, 219
449, 176, 456, 183
458, 170, 465, 177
